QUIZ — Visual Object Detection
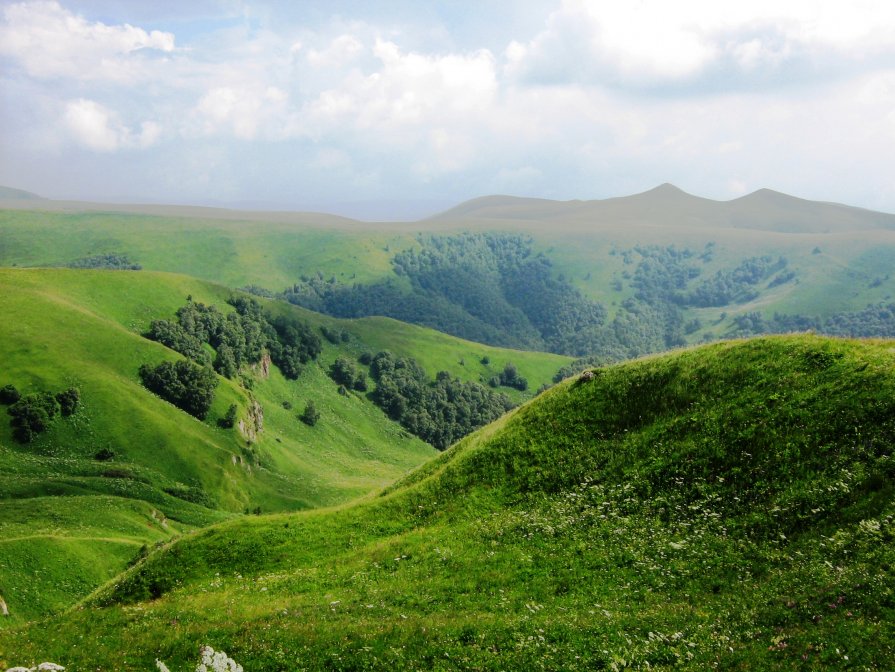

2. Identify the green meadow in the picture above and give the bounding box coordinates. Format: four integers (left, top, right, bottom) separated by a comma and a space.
0, 267, 566, 628
2, 336, 893, 669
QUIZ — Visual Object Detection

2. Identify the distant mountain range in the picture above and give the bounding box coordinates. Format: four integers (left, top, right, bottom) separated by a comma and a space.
431, 183, 895, 234
3, 183, 894, 233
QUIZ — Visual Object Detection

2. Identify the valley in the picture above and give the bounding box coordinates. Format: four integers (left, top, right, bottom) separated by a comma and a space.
1, 186, 894, 669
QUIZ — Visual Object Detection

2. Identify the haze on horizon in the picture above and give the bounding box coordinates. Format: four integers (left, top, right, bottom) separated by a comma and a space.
1, 0, 895, 220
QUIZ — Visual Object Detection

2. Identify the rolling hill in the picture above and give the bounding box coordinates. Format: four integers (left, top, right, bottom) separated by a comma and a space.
0, 267, 568, 626
1, 335, 893, 669
431, 183, 895, 234
3, 185, 895, 360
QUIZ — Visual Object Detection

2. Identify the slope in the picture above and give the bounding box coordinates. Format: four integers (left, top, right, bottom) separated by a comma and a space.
5, 186, 895, 360
2, 335, 893, 669
0, 268, 567, 625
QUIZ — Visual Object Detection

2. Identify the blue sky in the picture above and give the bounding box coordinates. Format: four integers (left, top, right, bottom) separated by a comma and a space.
2, 0, 895, 219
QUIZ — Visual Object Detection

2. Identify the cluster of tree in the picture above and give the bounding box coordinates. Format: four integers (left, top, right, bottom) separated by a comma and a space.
488, 362, 528, 391
66, 254, 141, 270
320, 325, 351, 344
677, 256, 787, 307
266, 313, 322, 379
273, 241, 798, 364
146, 296, 321, 381
138, 360, 218, 420
730, 302, 895, 339
367, 351, 514, 449
280, 234, 608, 356
328, 357, 368, 391
628, 245, 700, 304
2, 384, 81, 443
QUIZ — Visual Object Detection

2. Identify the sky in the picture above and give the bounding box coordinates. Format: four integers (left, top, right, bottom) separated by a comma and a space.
1, 0, 895, 219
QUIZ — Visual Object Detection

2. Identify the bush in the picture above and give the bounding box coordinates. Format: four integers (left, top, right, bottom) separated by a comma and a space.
94, 447, 116, 461
300, 401, 320, 426
55, 387, 81, 416
8, 392, 60, 442
139, 360, 218, 420
0, 384, 20, 405
218, 404, 238, 429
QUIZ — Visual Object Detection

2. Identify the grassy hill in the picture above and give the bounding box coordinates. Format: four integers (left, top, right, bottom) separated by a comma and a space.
0, 268, 567, 626
2, 335, 893, 669
4, 186, 895, 359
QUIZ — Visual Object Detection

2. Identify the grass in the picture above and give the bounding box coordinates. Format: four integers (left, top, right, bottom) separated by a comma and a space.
2, 335, 892, 669
0, 267, 569, 627
4, 206, 895, 344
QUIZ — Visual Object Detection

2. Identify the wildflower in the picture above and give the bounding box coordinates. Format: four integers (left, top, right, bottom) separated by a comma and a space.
196, 646, 243, 672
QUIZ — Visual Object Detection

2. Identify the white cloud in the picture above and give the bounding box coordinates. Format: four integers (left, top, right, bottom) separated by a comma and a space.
63, 99, 160, 152
190, 85, 293, 140
506, 0, 895, 89
306, 34, 364, 67
0, 1, 175, 82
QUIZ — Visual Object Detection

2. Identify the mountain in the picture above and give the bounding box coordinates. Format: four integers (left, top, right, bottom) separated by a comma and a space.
432, 183, 895, 234
0, 268, 567, 625
4, 186, 895, 360
0, 186, 44, 201
2, 335, 892, 669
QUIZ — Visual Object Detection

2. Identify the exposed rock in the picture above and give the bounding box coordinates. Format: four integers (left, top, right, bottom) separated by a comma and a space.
577, 370, 596, 383
253, 351, 272, 379
238, 399, 264, 442
0, 594, 8, 616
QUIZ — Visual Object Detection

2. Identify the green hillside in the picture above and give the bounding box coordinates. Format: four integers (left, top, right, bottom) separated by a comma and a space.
4, 185, 895, 362
3, 335, 893, 669
0, 268, 567, 626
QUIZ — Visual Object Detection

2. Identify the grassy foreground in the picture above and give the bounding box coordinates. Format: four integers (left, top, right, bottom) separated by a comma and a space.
2, 335, 893, 669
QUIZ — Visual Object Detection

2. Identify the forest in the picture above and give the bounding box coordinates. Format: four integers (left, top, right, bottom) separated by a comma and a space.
268, 236, 804, 362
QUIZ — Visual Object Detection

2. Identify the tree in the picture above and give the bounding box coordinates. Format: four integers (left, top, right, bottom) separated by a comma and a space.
218, 404, 238, 429
0, 384, 20, 405
139, 360, 218, 420
8, 392, 60, 443
55, 387, 81, 416
300, 400, 320, 426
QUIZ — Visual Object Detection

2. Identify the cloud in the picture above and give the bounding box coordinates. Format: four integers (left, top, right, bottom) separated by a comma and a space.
64, 99, 160, 152
306, 34, 364, 67
0, 0, 175, 83
505, 0, 895, 91
190, 86, 292, 140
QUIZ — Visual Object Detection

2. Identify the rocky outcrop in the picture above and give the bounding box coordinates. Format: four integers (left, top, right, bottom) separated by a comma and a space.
237, 399, 264, 442
0, 594, 8, 616
252, 351, 272, 379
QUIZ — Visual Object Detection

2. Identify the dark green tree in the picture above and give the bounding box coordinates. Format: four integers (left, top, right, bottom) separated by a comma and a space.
0, 384, 20, 405
55, 387, 81, 416
300, 401, 320, 426
139, 360, 218, 420
8, 392, 60, 443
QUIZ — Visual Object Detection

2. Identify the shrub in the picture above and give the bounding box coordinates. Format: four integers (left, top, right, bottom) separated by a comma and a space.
55, 387, 81, 416
94, 447, 116, 461
300, 400, 321, 426
218, 404, 238, 429
8, 392, 60, 443
139, 360, 218, 420
0, 384, 20, 405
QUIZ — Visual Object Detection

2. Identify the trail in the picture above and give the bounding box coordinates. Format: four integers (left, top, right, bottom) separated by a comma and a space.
0, 534, 145, 546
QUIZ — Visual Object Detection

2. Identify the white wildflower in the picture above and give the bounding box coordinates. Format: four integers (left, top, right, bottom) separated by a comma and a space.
197, 646, 242, 672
